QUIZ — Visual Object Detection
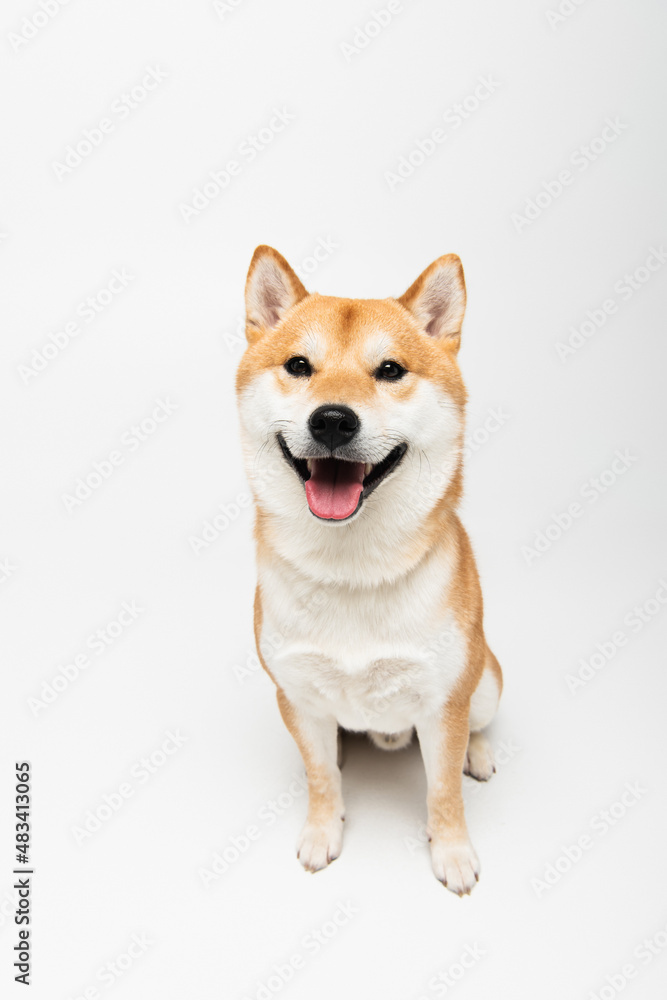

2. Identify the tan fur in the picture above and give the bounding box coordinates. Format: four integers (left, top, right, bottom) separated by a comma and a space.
237, 246, 503, 892
427, 694, 471, 837
486, 646, 504, 697
236, 294, 466, 407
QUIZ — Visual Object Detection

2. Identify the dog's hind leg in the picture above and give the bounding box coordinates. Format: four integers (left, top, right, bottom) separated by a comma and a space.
464, 647, 502, 781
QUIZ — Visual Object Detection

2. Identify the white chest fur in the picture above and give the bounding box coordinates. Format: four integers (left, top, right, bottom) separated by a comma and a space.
257, 547, 467, 734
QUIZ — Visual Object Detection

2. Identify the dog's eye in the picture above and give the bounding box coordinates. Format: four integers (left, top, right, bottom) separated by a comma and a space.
284, 356, 312, 377
375, 360, 407, 381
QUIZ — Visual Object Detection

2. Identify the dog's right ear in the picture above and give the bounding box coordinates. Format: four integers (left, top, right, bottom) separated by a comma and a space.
245, 245, 308, 343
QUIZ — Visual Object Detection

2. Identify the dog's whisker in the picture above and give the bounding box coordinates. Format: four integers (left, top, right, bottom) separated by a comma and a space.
421, 449, 432, 479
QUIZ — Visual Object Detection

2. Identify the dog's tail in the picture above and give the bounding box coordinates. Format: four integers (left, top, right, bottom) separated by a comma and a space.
368, 728, 413, 751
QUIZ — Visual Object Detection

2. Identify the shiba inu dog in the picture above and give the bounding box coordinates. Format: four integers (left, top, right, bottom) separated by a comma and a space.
236, 245, 502, 895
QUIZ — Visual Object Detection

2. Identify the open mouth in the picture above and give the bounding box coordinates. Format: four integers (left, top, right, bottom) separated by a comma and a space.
277, 434, 407, 521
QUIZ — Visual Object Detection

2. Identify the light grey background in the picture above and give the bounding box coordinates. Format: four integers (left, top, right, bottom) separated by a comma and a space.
2, 0, 667, 997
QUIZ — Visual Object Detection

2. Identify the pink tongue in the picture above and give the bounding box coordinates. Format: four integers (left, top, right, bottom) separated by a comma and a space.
305, 459, 365, 519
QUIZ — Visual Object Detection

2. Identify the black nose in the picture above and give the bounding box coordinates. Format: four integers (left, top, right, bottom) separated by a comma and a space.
308, 404, 360, 452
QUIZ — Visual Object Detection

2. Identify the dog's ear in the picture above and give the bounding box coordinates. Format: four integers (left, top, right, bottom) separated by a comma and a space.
245, 245, 308, 342
398, 254, 466, 348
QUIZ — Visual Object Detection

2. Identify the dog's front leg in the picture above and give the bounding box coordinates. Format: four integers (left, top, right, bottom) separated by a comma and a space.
276, 689, 344, 872
417, 696, 480, 895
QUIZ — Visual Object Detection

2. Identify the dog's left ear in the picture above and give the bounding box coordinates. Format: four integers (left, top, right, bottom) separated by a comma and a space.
245, 245, 308, 343
398, 254, 466, 348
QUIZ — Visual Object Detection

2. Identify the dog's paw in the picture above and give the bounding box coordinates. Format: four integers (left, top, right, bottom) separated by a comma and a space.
297, 816, 344, 873
464, 731, 495, 782
430, 838, 480, 895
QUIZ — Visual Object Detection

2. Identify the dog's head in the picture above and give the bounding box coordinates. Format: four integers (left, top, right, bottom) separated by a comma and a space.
236, 246, 467, 531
